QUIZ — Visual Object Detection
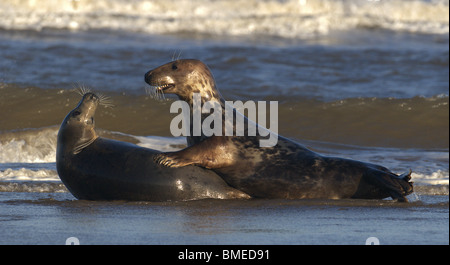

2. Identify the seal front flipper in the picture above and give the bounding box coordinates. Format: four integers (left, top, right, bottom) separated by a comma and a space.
154, 137, 235, 169
153, 152, 195, 168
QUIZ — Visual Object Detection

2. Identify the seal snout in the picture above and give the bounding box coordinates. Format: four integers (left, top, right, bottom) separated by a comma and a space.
144, 70, 152, 84
80, 92, 100, 105
144, 70, 175, 91
84, 93, 99, 101
145, 70, 161, 87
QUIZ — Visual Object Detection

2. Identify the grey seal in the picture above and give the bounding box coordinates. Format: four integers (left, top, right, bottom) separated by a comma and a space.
144, 59, 414, 202
56, 92, 250, 201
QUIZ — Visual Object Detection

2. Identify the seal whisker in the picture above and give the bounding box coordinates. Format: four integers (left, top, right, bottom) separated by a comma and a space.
176, 50, 183, 61
171, 50, 183, 61
171, 51, 176, 61
155, 86, 163, 101
72, 82, 92, 96
155, 87, 161, 100
146, 85, 168, 102
72, 83, 113, 107
72, 82, 82, 96
145, 86, 157, 98
158, 86, 166, 101
97, 92, 115, 108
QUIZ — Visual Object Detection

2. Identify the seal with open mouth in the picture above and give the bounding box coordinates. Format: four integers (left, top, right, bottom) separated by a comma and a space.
56, 91, 250, 201
144, 59, 414, 201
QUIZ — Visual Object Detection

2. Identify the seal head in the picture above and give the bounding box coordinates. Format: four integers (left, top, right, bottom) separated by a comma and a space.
57, 92, 99, 155
145, 59, 222, 105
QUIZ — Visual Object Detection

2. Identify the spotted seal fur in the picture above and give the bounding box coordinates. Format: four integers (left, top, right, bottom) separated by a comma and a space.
144, 59, 414, 202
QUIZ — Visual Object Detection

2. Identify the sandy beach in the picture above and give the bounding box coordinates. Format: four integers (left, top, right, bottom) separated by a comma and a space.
1, 190, 447, 245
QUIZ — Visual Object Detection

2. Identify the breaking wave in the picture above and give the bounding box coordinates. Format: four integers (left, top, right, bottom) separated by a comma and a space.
0, 0, 448, 38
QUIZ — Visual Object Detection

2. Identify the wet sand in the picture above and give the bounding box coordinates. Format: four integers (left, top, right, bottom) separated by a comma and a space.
0, 192, 448, 245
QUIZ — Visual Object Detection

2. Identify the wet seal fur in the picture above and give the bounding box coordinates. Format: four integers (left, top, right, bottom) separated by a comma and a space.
56, 92, 250, 201
145, 59, 414, 202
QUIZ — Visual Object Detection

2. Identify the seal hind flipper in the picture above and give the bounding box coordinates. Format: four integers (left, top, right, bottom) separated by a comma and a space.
363, 169, 414, 202
398, 169, 413, 181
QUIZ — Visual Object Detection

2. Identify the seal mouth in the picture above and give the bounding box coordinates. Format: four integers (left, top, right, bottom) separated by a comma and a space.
146, 83, 174, 101
152, 83, 175, 91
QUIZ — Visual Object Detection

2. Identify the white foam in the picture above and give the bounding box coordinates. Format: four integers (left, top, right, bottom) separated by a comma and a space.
135, 135, 187, 152
0, 168, 59, 182
411, 170, 449, 186
0, 0, 447, 37
0, 127, 58, 163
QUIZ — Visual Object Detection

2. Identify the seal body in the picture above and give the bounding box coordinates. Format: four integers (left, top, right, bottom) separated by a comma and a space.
145, 59, 414, 201
56, 92, 250, 201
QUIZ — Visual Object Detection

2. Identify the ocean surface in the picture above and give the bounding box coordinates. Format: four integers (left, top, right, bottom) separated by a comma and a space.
0, 0, 448, 245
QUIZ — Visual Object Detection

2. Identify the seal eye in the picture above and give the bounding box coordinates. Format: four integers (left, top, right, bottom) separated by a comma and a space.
172, 64, 178, 70
72, 111, 81, 116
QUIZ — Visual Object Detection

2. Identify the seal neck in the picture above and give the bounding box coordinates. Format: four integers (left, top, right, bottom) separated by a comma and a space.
57, 113, 98, 155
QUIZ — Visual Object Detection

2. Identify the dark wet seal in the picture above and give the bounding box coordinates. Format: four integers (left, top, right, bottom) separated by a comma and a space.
56, 91, 250, 201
